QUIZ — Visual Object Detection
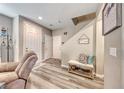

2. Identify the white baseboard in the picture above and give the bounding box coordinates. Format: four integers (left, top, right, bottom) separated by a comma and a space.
61, 64, 69, 69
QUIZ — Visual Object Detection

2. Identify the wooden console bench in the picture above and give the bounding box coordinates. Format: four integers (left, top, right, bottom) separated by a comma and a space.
68, 60, 94, 79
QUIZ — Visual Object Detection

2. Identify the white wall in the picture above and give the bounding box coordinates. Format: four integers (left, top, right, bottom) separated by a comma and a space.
98, 4, 122, 88
104, 28, 122, 89
96, 3, 124, 89
61, 20, 96, 67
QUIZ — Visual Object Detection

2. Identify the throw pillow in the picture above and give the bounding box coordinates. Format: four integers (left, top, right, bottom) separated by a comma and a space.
87, 56, 95, 64
79, 54, 87, 64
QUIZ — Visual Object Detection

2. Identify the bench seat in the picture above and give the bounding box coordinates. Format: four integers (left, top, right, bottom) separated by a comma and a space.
68, 60, 93, 70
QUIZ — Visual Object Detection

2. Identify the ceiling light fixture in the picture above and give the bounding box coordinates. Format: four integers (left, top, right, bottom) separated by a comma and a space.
38, 16, 43, 20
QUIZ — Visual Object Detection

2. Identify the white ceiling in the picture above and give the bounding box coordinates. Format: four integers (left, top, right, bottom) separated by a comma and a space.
1, 3, 99, 30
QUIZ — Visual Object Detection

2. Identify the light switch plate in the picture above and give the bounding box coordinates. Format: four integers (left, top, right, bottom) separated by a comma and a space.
109, 48, 117, 57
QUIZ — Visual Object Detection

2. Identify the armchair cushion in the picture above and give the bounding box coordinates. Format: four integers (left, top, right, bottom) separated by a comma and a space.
5, 79, 25, 89
87, 56, 95, 64
18, 55, 38, 80
0, 72, 18, 83
0, 62, 19, 72
15, 51, 36, 74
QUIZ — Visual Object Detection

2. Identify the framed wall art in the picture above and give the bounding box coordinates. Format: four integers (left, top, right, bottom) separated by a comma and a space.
102, 3, 122, 36
79, 34, 89, 44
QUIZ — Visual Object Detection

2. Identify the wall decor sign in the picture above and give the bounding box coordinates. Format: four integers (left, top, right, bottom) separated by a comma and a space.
102, 3, 122, 35
79, 34, 89, 44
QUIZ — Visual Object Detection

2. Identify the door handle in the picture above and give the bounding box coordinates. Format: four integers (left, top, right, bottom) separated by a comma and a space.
26, 48, 28, 52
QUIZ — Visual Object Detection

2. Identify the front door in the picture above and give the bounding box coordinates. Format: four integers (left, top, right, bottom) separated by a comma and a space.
23, 21, 42, 63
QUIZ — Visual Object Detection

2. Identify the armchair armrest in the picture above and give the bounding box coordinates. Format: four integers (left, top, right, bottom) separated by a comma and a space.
0, 72, 18, 83
0, 62, 19, 72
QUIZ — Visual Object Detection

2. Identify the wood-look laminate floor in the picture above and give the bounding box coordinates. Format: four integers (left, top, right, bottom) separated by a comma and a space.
26, 58, 104, 89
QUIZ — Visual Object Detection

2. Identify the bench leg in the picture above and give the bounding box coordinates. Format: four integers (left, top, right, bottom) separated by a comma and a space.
90, 70, 94, 79
68, 65, 76, 71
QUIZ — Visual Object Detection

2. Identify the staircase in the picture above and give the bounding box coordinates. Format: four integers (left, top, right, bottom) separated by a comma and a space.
61, 20, 96, 68
62, 12, 96, 45
62, 19, 93, 45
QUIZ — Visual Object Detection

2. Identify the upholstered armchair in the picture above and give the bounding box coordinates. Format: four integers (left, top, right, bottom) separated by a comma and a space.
0, 51, 38, 89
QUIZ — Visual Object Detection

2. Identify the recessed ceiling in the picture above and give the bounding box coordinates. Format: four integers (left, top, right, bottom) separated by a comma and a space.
1, 3, 99, 30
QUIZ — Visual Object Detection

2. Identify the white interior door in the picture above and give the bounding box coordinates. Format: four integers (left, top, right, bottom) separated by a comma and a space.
53, 36, 61, 59
23, 21, 42, 63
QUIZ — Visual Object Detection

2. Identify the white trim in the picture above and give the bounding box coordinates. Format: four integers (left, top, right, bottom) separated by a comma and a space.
61, 64, 69, 69
95, 73, 104, 80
